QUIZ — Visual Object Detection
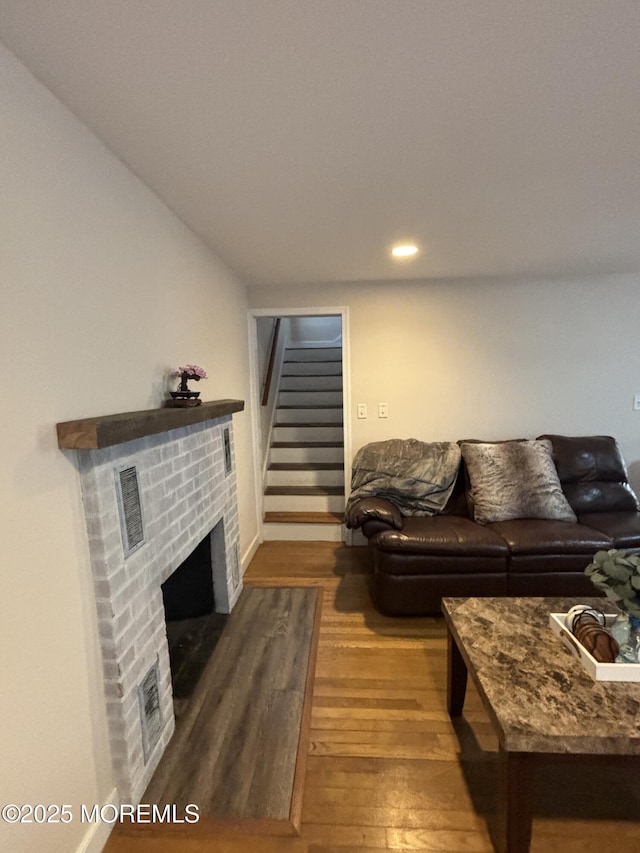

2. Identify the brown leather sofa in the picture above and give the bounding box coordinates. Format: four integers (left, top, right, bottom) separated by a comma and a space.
346, 435, 640, 615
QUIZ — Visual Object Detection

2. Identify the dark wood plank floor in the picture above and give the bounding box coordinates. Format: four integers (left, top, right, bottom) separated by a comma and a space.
106, 542, 640, 853
137, 586, 320, 833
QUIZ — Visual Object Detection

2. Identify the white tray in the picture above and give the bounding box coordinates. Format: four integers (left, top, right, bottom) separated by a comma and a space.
549, 612, 640, 682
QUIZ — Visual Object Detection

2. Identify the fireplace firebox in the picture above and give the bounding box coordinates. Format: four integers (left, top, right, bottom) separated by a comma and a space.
161, 522, 229, 710
162, 532, 215, 621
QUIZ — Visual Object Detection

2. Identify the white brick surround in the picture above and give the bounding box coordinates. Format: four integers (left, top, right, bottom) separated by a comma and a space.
75, 415, 242, 802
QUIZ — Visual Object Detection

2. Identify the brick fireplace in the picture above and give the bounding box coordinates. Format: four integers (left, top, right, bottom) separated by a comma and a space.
57, 401, 244, 803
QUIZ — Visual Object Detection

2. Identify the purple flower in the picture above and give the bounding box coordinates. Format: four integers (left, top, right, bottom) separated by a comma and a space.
172, 364, 208, 379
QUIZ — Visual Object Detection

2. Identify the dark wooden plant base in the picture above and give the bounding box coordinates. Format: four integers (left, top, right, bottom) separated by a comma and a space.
164, 398, 202, 407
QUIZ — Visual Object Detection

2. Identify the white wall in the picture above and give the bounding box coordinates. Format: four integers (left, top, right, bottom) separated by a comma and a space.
289, 315, 342, 347
0, 43, 257, 853
248, 276, 640, 493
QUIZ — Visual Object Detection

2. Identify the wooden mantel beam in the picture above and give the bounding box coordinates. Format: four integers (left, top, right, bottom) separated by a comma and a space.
57, 399, 245, 450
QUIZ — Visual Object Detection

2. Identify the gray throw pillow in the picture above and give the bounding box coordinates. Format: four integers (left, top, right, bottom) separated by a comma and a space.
459, 439, 577, 525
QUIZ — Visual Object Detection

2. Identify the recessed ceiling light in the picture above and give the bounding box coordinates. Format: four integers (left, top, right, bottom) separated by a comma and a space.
391, 244, 419, 258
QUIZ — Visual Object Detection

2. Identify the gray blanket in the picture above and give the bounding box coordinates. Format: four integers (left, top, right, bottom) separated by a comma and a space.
345, 439, 461, 518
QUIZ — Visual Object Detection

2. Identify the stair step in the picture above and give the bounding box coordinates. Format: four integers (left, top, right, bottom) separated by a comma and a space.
267, 467, 344, 487
282, 383, 342, 389
269, 463, 343, 470
264, 492, 344, 513
264, 512, 344, 524
274, 421, 344, 428
272, 424, 344, 442
281, 376, 343, 391
285, 346, 341, 351
282, 362, 342, 376
284, 355, 342, 360
265, 485, 344, 496
262, 520, 344, 542
270, 448, 343, 465
271, 441, 343, 447
284, 347, 342, 362
276, 407, 343, 424
278, 390, 343, 405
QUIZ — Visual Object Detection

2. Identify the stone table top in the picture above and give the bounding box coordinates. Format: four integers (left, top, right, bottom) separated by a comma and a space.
442, 596, 640, 755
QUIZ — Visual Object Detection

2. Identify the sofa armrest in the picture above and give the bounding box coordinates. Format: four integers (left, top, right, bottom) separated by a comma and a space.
346, 497, 404, 532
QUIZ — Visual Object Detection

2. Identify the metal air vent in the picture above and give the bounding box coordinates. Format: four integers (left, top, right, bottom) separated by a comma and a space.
223, 427, 232, 475
115, 464, 145, 556
138, 661, 162, 763
231, 543, 241, 591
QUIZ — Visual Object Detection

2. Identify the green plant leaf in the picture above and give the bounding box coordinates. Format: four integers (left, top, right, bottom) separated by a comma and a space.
603, 560, 633, 582
604, 588, 623, 601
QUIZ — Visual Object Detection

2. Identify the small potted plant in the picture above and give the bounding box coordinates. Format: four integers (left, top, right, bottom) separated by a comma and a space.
169, 364, 208, 407
585, 549, 640, 662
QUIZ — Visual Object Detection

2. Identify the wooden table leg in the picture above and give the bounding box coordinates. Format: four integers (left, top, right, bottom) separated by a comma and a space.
447, 627, 468, 717
496, 749, 534, 853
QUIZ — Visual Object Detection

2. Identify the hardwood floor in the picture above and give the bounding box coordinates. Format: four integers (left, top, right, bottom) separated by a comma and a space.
104, 542, 640, 853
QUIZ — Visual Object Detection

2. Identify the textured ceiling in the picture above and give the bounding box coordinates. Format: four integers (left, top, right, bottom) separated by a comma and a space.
1, 1, 639, 285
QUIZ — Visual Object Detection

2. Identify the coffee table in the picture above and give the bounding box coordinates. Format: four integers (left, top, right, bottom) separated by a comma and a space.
442, 596, 640, 853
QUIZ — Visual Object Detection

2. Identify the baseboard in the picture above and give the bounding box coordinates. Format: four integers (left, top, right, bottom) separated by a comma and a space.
241, 529, 261, 573
75, 787, 119, 853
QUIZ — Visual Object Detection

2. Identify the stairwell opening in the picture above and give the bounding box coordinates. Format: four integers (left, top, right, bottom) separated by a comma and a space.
253, 311, 348, 542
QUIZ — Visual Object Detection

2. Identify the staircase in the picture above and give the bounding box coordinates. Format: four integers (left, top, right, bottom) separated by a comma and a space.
263, 345, 345, 541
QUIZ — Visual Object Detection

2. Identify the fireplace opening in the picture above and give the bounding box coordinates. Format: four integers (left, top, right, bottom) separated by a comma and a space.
161, 528, 229, 716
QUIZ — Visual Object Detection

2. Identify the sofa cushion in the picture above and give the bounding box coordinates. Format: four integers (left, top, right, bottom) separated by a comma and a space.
487, 518, 612, 555
563, 481, 639, 514
459, 439, 577, 525
539, 434, 628, 483
508, 571, 603, 595
373, 515, 509, 557
373, 550, 508, 578
372, 561, 508, 612
538, 434, 640, 514
577, 512, 640, 548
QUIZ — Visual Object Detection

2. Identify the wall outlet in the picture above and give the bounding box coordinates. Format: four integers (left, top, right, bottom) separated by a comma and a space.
634, 394, 640, 411
378, 402, 388, 418
357, 403, 368, 419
